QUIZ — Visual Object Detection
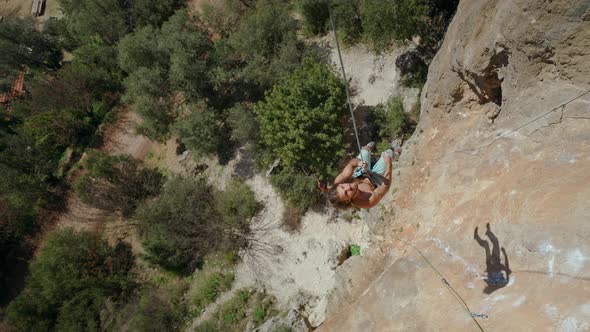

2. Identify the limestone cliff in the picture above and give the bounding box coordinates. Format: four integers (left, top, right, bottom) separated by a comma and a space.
320, 0, 590, 330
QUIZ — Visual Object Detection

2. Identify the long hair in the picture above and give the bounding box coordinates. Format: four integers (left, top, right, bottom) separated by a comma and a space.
327, 185, 353, 210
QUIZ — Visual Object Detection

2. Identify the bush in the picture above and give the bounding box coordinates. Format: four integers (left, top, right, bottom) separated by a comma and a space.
255, 58, 347, 178
160, 10, 213, 101
132, 0, 183, 28
137, 177, 255, 274
332, 0, 364, 45
174, 108, 222, 157
227, 1, 302, 94
396, 49, 428, 88
361, 0, 430, 51
5, 229, 134, 331
215, 181, 262, 227
226, 103, 259, 147
371, 96, 416, 144
74, 152, 163, 216
133, 97, 174, 140
270, 172, 323, 211
298, 0, 330, 35
58, 0, 129, 44
200, 0, 250, 38
108, 287, 187, 332
0, 17, 62, 92
192, 272, 235, 312
195, 290, 276, 331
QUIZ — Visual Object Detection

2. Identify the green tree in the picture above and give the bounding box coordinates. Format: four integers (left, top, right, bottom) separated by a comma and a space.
270, 172, 323, 210
371, 96, 415, 145
137, 177, 256, 274
121, 67, 172, 139
58, 0, 129, 45
332, 0, 363, 45
226, 103, 259, 147
16, 61, 118, 119
74, 152, 163, 217
132, 0, 183, 28
215, 181, 261, 227
160, 10, 213, 101
122, 67, 168, 105
200, 0, 250, 38
227, 1, 302, 94
0, 17, 62, 92
255, 58, 346, 177
298, 0, 330, 35
361, 0, 430, 51
132, 97, 173, 139
5, 229, 134, 331
117, 26, 165, 74
174, 108, 222, 157
21, 109, 86, 150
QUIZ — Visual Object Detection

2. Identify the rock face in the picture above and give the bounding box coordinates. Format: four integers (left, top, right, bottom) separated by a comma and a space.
319, 0, 590, 330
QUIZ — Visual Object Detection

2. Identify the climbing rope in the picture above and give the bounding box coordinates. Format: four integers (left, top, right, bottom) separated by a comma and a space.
452, 89, 590, 157
328, 6, 487, 331
392, 235, 487, 331
328, 4, 362, 154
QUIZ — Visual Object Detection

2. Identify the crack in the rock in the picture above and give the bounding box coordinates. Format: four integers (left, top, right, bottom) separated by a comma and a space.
525, 106, 564, 137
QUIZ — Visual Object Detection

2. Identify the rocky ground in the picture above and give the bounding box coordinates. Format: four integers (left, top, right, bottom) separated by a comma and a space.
318, 0, 590, 331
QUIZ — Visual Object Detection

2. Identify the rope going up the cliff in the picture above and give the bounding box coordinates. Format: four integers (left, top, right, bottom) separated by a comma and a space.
327, 5, 486, 331
328, 3, 362, 154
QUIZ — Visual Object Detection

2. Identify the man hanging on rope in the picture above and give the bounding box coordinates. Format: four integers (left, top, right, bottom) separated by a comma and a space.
328, 142, 401, 209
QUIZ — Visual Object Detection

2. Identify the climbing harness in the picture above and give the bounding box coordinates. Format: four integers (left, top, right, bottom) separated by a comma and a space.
325, 1, 590, 330
328, 9, 487, 329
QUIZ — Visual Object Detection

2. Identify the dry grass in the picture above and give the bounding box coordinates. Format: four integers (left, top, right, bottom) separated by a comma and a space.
281, 204, 305, 233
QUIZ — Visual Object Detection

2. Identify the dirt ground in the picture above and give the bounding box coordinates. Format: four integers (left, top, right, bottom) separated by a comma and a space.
0, 0, 31, 17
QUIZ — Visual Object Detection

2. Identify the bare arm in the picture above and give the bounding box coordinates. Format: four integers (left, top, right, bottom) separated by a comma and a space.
334, 158, 361, 185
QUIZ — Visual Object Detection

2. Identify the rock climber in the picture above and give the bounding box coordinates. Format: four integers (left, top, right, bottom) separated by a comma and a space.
327, 142, 401, 209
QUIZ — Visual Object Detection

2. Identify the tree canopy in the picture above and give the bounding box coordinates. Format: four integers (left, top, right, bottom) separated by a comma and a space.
5, 229, 134, 331
0, 17, 62, 92
255, 58, 347, 178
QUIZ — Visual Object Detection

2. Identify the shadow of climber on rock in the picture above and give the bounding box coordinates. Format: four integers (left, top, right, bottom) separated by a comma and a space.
474, 223, 511, 294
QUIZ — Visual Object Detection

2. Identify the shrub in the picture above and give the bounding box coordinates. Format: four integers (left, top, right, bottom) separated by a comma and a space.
0, 17, 62, 92
255, 58, 347, 178
371, 96, 416, 144
137, 177, 253, 274
5, 229, 134, 331
132, 97, 174, 140
332, 0, 364, 45
109, 287, 186, 332
298, 0, 330, 35
361, 0, 430, 51
200, 0, 250, 38
174, 108, 222, 157
270, 172, 323, 211
132, 0, 184, 28
227, 0, 302, 94
58, 0, 129, 44
195, 290, 276, 331
215, 181, 262, 227
74, 152, 163, 216
192, 272, 235, 312
226, 103, 259, 147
